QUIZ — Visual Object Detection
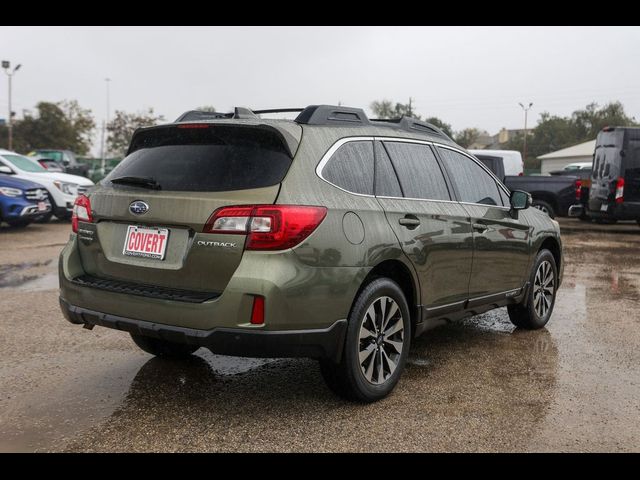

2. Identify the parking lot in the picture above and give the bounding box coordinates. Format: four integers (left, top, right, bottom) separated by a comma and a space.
1, 220, 639, 452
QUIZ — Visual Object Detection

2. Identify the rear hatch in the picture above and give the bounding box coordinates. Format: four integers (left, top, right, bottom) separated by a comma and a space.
589, 130, 623, 210
76, 122, 300, 294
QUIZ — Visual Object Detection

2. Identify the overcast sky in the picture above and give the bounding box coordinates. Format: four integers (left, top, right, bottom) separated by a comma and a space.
1, 26, 639, 153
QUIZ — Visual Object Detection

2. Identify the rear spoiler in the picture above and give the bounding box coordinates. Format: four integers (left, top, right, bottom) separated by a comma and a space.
127, 122, 302, 158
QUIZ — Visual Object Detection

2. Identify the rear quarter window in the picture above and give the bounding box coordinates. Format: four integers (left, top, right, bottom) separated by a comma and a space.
321, 141, 374, 195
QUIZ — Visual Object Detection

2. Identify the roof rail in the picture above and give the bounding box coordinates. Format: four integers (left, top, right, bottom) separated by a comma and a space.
295, 105, 369, 126
371, 117, 449, 138
253, 108, 305, 115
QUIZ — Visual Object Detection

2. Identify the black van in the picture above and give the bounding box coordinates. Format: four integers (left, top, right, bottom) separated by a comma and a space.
588, 127, 640, 225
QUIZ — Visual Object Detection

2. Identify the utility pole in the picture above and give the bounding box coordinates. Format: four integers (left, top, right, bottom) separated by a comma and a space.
101, 77, 111, 176
2, 60, 22, 151
518, 102, 533, 164
408, 97, 413, 117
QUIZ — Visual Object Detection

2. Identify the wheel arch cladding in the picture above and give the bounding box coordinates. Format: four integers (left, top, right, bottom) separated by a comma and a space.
539, 237, 561, 272
352, 259, 418, 330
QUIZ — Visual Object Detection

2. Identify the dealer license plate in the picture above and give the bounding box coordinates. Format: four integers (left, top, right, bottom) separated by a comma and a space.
123, 225, 169, 260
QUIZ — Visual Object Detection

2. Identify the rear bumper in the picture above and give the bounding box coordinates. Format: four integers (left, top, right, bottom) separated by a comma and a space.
60, 297, 347, 362
588, 201, 640, 220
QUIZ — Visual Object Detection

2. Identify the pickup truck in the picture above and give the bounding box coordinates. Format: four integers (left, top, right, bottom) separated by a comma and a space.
28, 149, 91, 178
504, 175, 581, 218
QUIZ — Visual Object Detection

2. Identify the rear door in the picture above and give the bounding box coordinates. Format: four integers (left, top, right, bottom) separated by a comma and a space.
436, 146, 530, 300
77, 123, 298, 294
375, 140, 474, 312
589, 130, 624, 211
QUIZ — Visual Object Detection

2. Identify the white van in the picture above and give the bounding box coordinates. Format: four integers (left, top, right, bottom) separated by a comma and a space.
468, 149, 524, 177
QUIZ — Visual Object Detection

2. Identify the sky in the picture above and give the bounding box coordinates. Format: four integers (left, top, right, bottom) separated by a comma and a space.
1, 26, 639, 155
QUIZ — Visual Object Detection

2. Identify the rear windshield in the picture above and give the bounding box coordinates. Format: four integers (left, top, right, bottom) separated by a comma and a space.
105, 125, 293, 192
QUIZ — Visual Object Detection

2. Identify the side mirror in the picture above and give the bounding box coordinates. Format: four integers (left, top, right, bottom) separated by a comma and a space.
0, 165, 14, 174
510, 190, 531, 210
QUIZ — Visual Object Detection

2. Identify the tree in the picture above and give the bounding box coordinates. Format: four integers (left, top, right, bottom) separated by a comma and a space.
1, 100, 95, 154
454, 128, 480, 148
508, 101, 637, 166
571, 101, 636, 140
370, 100, 420, 119
107, 108, 165, 157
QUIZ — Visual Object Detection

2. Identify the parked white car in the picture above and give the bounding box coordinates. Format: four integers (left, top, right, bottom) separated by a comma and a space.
559, 162, 592, 171
0, 149, 94, 220
468, 149, 524, 177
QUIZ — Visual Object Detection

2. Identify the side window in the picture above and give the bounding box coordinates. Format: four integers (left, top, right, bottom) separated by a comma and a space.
383, 142, 451, 201
322, 141, 374, 195
374, 141, 402, 197
438, 148, 502, 206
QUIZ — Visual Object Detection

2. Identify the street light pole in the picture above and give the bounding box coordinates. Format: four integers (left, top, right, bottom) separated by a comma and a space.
518, 102, 533, 164
2, 61, 22, 151
101, 77, 111, 176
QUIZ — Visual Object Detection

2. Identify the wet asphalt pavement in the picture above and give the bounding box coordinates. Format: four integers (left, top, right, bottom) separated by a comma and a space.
0, 220, 639, 452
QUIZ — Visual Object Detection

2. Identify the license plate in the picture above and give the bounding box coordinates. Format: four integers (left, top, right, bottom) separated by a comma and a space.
37, 201, 47, 212
123, 225, 169, 260
600, 204, 608, 212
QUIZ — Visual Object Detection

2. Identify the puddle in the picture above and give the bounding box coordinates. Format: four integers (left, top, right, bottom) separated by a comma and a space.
0, 260, 57, 291
13, 272, 59, 292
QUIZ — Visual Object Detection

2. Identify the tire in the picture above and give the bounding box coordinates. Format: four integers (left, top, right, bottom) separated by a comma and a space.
508, 249, 558, 330
531, 200, 555, 218
7, 218, 32, 228
319, 278, 411, 403
130, 333, 199, 358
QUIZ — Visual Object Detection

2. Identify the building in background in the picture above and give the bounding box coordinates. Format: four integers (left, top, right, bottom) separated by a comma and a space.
468, 127, 531, 150
538, 140, 596, 174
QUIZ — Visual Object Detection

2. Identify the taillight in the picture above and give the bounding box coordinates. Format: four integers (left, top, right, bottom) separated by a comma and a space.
575, 179, 582, 201
204, 205, 328, 251
177, 124, 210, 129
71, 195, 93, 233
615, 177, 624, 204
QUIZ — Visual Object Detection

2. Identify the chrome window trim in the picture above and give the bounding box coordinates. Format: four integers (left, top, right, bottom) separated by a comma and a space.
315, 136, 377, 198
315, 136, 513, 211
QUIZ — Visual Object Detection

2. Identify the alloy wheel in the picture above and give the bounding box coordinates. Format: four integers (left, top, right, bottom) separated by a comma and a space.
533, 260, 554, 318
358, 296, 404, 385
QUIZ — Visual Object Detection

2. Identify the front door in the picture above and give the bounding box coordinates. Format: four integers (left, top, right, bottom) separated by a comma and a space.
436, 146, 531, 300
374, 140, 474, 310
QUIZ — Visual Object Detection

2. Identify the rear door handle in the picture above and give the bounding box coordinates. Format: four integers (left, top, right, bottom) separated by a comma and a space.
472, 223, 488, 233
399, 215, 421, 228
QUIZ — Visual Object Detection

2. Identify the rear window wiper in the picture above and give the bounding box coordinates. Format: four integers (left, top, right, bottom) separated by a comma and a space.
110, 176, 162, 190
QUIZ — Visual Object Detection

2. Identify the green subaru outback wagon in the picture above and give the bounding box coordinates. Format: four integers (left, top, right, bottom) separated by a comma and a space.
59, 105, 563, 402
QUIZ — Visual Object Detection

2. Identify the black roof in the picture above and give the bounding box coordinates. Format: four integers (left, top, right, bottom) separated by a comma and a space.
175, 105, 452, 140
